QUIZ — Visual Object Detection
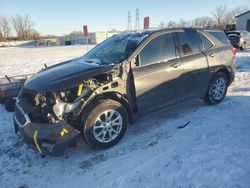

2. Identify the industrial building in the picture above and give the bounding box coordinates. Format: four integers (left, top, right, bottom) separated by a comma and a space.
58, 32, 118, 45
236, 10, 250, 32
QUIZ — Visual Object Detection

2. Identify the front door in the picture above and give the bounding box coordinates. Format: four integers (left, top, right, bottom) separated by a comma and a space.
132, 32, 183, 115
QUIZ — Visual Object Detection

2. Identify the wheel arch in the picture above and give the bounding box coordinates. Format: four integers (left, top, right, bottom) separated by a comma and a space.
215, 67, 231, 86
82, 92, 134, 124
204, 67, 230, 105
205, 67, 231, 96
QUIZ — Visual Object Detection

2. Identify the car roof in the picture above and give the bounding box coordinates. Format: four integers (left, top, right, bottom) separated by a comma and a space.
118, 27, 223, 37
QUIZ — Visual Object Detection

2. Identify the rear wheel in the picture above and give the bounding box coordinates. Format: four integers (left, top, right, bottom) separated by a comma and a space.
204, 72, 228, 105
81, 99, 128, 149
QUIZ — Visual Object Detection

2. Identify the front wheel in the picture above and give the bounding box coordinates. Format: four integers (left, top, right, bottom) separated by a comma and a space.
204, 72, 228, 105
81, 99, 128, 149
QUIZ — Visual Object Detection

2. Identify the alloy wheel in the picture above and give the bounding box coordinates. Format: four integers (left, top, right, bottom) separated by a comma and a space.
211, 77, 226, 100
93, 110, 123, 143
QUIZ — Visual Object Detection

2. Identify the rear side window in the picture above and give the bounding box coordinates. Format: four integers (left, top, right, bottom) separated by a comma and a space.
139, 33, 176, 66
184, 29, 202, 52
175, 32, 200, 56
208, 31, 230, 44
200, 34, 213, 50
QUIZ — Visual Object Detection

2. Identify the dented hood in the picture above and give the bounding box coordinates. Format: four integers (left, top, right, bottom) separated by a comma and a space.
24, 58, 114, 92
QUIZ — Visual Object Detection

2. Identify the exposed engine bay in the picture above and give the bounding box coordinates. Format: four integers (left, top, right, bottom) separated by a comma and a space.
19, 69, 127, 131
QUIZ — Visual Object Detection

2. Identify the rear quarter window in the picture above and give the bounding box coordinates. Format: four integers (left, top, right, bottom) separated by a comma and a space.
175, 32, 200, 56
207, 31, 230, 45
184, 29, 202, 52
200, 33, 213, 50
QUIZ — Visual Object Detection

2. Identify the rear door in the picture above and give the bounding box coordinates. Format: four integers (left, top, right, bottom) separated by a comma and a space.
175, 29, 210, 99
132, 32, 183, 115
202, 30, 233, 77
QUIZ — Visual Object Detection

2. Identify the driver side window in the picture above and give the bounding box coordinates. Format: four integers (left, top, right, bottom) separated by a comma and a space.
139, 33, 176, 66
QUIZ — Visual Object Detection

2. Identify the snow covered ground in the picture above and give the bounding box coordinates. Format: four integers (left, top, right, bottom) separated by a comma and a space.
0, 45, 94, 76
0, 46, 250, 188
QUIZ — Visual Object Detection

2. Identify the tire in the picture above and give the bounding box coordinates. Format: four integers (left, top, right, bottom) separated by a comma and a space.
81, 99, 128, 149
240, 43, 246, 51
204, 72, 228, 105
4, 98, 16, 112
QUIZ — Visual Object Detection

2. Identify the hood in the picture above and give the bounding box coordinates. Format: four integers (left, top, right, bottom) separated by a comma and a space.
24, 58, 114, 92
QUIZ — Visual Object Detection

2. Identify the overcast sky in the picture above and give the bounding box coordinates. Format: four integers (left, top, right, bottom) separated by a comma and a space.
1, 0, 249, 35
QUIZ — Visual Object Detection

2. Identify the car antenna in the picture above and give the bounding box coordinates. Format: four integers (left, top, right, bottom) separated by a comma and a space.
4, 75, 11, 83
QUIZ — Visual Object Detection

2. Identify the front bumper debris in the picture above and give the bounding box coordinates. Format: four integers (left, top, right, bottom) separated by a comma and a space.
14, 115, 80, 156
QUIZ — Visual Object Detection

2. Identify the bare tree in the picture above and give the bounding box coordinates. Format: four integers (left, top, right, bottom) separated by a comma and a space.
167, 20, 177, 28
192, 17, 215, 28
225, 6, 249, 24
0, 16, 11, 41
178, 19, 188, 27
211, 5, 227, 29
12, 14, 36, 40
30, 28, 40, 40
157, 4, 248, 31
159, 21, 167, 28
0, 18, 3, 41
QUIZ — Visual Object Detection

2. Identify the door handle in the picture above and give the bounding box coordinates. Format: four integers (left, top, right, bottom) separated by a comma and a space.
209, 53, 215, 57
170, 62, 181, 68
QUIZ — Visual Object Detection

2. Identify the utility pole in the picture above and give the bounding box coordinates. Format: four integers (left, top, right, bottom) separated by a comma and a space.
135, 8, 140, 31
127, 11, 132, 31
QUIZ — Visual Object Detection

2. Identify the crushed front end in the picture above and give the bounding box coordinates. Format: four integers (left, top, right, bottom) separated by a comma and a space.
13, 88, 83, 156
13, 63, 130, 156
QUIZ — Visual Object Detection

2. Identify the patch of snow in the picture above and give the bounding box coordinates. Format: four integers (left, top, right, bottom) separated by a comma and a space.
0, 47, 250, 188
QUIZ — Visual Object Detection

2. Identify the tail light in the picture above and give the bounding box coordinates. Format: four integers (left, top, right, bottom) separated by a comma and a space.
231, 47, 237, 56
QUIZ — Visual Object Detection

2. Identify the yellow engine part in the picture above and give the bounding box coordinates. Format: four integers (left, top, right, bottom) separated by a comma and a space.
77, 84, 83, 96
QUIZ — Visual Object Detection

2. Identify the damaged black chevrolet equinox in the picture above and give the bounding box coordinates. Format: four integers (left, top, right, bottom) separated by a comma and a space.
14, 28, 236, 156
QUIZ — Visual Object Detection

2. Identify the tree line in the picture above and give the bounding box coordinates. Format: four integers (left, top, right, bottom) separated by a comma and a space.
159, 5, 248, 29
0, 14, 39, 42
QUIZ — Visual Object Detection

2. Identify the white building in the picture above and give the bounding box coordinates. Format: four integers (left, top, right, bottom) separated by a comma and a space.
236, 10, 250, 31
58, 32, 118, 46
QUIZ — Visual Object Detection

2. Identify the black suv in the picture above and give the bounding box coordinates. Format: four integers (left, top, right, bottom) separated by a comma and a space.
14, 28, 236, 156
225, 30, 250, 50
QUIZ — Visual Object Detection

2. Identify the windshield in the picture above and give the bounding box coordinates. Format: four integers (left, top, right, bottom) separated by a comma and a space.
82, 33, 148, 65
